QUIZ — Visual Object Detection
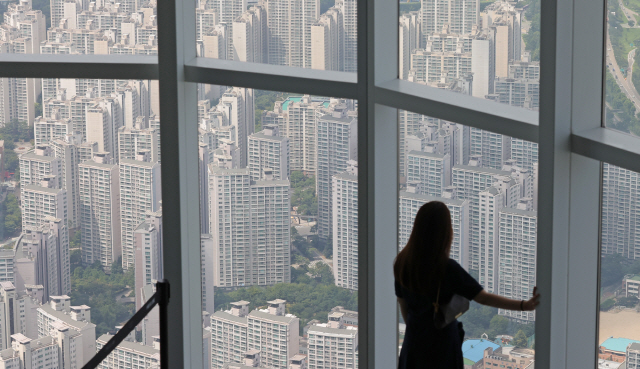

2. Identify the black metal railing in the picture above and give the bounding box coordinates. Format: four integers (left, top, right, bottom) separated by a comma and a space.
82, 279, 170, 369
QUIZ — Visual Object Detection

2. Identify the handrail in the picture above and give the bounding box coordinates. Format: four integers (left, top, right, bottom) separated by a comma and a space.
82, 280, 170, 369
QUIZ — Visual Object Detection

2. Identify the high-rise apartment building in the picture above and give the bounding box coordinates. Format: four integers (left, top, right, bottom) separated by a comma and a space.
332, 161, 358, 291
336, 0, 356, 72
399, 12, 420, 80
210, 301, 250, 369
307, 313, 358, 369
118, 125, 160, 163
406, 150, 451, 197
452, 160, 510, 272
420, 0, 479, 40
246, 300, 299, 369
601, 164, 640, 259
208, 165, 291, 287
316, 103, 357, 241
15, 217, 70, 299
37, 296, 97, 365
134, 209, 163, 310
96, 334, 160, 368
232, 4, 267, 63
311, 8, 343, 71
21, 179, 67, 231
119, 153, 162, 270
470, 128, 511, 170
79, 153, 121, 270
399, 184, 470, 268
248, 125, 290, 181
52, 134, 98, 229
201, 234, 215, 314
497, 200, 536, 323
19, 146, 61, 187
0, 282, 42, 350
265, 0, 319, 68
34, 116, 72, 147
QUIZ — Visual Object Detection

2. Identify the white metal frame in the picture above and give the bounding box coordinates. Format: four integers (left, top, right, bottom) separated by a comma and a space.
0, 0, 636, 363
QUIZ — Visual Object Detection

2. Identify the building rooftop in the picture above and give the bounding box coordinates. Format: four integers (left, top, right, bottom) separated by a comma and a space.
97, 334, 160, 357
461, 339, 500, 363
23, 184, 63, 194
281, 96, 329, 111
628, 342, 640, 351
38, 303, 96, 330
307, 324, 358, 337
627, 275, 640, 282
250, 132, 288, 142
0, 348, 17, 360
20, 151, 56, 161
120, 158, 157, 168
399, 191, 466, 206
211, 310, 248, 325
333, 172, 357, 182
453, 164, 510, 176
500, 207, 537, 217
600, 337, 640, 353
253, 179, 289, 186
407, 150, 446, 159
248, 309, 297, 324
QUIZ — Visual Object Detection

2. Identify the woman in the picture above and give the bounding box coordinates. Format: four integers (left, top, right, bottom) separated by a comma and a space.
394, 201, 540, 369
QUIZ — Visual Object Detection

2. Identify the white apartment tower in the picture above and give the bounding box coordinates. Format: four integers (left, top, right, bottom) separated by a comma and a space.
37, 295, 97, 365
79, 153, 121, 270
248, 124, 290, 181
601, 164, 640, 259
405, 150, 451, 197
399, 12, 420, 80
336, 0, 356, 72
398, 185, 470, 268
307, 316, 358, 369
96, 334, 160, 368
34, 116, 72, 147
52, 134, 98, 229
15, 217, 70, 299
247, 300, 300, 369
420, 0, 479, 41
265, 0, 319, 68
498, 201, 537, 323
470, 128, 511, 170
118, 125, 160, 163
19, 146, 61, 187
311, 8, 343, 71
232, 5, 267, 63
316, 103, 357, 241
210, 301, 250, 369
134, 209, 163, 310
119, 153, 162, 270
332, 161, 358, 291
208, 165, 291, 287
21, 179, 67, 231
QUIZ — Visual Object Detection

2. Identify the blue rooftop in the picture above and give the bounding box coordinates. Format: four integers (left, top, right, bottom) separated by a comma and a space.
462, 339, 501, 363
600, 337, 640, 352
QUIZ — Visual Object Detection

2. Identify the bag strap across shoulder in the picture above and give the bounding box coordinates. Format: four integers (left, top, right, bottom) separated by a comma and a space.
433, 281, 441, 313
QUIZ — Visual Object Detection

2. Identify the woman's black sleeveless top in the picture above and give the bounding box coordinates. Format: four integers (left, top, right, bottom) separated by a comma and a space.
395, 259, 483, 369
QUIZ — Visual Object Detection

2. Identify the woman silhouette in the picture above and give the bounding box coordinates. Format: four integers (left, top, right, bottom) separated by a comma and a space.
394, 201, 540, 369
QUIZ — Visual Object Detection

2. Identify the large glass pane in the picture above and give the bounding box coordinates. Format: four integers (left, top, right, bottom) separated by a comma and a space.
198, 85, 359, 369
598, 163, 640, 365
0, 77, 162, 367
397, 110, 538, 364
195, 0, 357, 72
0, 0, 157, 60
605, 0, 640, 134
399, 0, 540, 109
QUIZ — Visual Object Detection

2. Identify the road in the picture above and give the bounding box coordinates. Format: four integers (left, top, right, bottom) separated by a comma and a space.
619, 0, 640, 27
606, 29, 640, 111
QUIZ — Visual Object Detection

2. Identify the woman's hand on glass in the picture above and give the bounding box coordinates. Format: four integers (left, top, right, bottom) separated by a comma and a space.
523, 286, 540, 311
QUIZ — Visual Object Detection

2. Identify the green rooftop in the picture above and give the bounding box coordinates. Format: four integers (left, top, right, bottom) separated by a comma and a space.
630, 275, 640, 281
281, 96, 330, 111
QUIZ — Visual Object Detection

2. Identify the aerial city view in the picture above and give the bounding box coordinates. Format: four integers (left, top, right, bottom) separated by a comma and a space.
0, 0, 637, 366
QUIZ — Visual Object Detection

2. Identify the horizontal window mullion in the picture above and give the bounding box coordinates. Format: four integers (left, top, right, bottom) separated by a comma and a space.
0, 54, 158, 80
572, 128, 640, 173
376, 79, 539, 143
184, 57, 358, 99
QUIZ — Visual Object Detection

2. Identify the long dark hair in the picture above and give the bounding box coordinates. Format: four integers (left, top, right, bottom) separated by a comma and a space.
394, 201, 453, 294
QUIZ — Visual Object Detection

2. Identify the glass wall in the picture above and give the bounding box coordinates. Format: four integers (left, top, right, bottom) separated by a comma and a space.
598, 163, 640, 366
397, 110, 538, 364
198, 85, 358, 369
194, 0, 358, 72
398, 0, 540, 108
0, 76, 163, 366
605, 0, 640, 134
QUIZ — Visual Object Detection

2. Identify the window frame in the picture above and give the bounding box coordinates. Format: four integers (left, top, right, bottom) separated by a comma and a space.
0, 0, 634, 365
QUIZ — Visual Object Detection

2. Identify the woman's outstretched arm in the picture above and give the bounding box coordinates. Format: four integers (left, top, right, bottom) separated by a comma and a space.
474, 287, 540, 311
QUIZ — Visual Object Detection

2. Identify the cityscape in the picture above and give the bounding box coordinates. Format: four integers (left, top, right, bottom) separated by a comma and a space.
0, 0, 636, 366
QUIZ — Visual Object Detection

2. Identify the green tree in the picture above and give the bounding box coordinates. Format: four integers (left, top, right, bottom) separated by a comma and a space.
70, 230, 81, 249
70, 249, 82, 272
513, 329, 528, 348
3, 194, 20, 236
487, 315, 509, 339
